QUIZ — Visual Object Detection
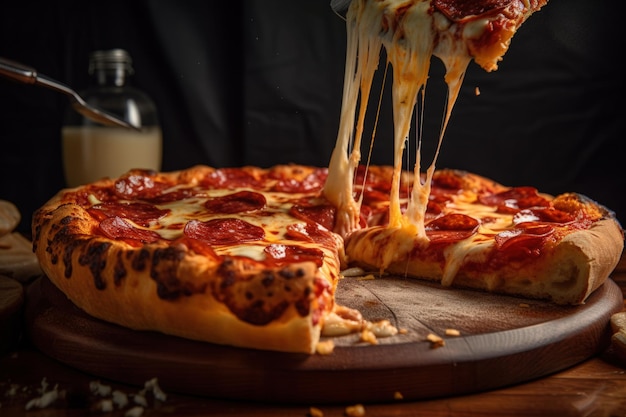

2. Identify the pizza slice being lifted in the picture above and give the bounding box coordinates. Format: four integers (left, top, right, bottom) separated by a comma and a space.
325, 0, 549, 237
324, 0, 622, 307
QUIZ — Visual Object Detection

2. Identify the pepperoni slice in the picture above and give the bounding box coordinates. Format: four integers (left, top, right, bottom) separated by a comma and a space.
99, 216, 162, 244
113, 172, 173, 199
88, 202, 170, 227
69, 185, 117, 206
426, 213, 479, 244
360, 188, 391, 205
264, 244, 324, 267
494, 224, 555, 260
204, 191, 266, 214
479, 187, 551, 213
271, 169, 327, 193
354, 167, 392, 192
432, 170, 465, 192
200, 168, 264, 190
289, 204, 336, 231
426, 200, 445, 215
286, 222, 337, 248
514, 208, 576, 225
172, 236, 221, 260
147, 188, 199, 204
183, 219, 264, 245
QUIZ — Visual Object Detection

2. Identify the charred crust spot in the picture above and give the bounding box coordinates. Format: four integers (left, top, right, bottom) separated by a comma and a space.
32, 223, 42, 252
261, 273, 274, 287
131, 248, 151, 271
295, 297, 311, 317
279, 267, 306, 279
60, 215, 74, 225
214, 261, 316, 325
113, 251, 127, 286
62, 244, 73, 278
149, 246, 206, 300
78, 241, 112, 290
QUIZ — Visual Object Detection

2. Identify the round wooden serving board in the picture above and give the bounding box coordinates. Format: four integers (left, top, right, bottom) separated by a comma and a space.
25, 275, 623, 405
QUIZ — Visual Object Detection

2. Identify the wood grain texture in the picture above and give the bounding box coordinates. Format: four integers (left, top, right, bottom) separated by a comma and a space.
25, 274, 623, 405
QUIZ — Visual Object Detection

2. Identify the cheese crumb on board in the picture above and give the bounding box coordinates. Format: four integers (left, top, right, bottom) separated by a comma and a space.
316, 340, 335, 355
426, 333, 445, 348
445, 328, 461, 337
368, 319, 398, 338
341, 267, 366, 277
360, 328, 378, 345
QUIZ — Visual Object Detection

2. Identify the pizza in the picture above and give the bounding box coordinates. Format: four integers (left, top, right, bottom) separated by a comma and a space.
30, 0, 624, 355
31, 165, 623, 354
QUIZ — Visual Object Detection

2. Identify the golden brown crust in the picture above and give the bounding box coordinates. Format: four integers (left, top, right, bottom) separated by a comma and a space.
432, 0, 549, 72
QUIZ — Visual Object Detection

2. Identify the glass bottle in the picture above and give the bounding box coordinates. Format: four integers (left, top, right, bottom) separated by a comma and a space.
62, 49, 162, 187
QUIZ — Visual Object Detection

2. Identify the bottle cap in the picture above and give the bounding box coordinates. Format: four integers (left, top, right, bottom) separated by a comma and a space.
88, 49, 134, 76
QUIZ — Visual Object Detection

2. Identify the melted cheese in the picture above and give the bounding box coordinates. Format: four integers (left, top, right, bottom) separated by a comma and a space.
324, 0, 473, 243
96, 188, 341, 270
324, 0, 542, 256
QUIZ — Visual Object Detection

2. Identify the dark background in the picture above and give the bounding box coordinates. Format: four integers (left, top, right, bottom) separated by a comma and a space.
1, 0, 624, 234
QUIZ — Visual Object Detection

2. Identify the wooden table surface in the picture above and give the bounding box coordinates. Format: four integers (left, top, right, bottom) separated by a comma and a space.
1, 257, 625, 417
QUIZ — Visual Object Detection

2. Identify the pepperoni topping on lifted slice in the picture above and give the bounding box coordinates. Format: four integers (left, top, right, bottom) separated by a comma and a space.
184, 218, 265, 245
99, 216, 162, 245
204, 191, 266, 214
426, 213, 479, 244
433, 0, 511, 21
479, 187, 551, 214
88, 202, 169, 227
264, 244, 325, 267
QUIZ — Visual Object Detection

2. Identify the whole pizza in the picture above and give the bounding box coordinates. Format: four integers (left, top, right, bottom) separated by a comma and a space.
32, 165, 623, 354
30, 0, 625, 354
